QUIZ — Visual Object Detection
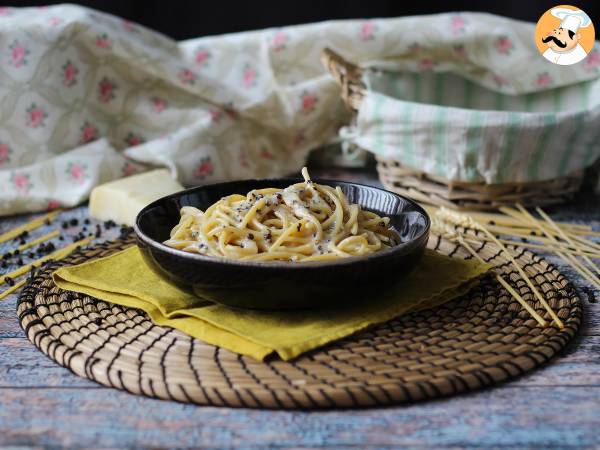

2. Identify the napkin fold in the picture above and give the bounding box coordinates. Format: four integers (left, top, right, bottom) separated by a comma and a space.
53, 246, 489, 360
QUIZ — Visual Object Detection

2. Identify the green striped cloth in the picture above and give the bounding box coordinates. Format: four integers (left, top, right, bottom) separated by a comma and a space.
351, 70, 600, 183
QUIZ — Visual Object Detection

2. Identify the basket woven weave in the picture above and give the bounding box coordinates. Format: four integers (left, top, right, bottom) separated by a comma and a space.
16, 234, 581, 409
321, 48, 584, 211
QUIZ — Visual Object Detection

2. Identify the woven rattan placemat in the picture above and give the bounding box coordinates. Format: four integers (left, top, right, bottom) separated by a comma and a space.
17, 234, 581, 409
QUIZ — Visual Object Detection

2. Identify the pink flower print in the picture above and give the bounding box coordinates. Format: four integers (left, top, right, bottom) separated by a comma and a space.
62, 60, 78, 87
584, 49, 600, 71
46, 199, 61, 211
95, 33, 112, 50
209, 109, 223, 123
80, 121, 99, 144
536, 72, 552, 88
151, 97, 167, 113
48, 17, 62, 26
0, 142, 11, 166
122, 20, 136, 32
451, 15, 466, 35
67, 162, 87, 185
125, 132, 144, 147
193, 157, 214, 179
194, 47, 210, 67
418, 58, 436, 71
293, 130, 305, 146
9, 40, 29, 68
121, 162, 139, 177
178, 68, 197, 85
259, 148, 274, 160
10, 172, 32, 195
301, 92, 317, 114
239, 150, 250, 169
242, 65, 257, 88
494, 36, 513, 55
98, 77, 117, 103
492, 74, 508, 87
360, 21, 376, 41
272, 31, 287, 51
26, 103, 48, 128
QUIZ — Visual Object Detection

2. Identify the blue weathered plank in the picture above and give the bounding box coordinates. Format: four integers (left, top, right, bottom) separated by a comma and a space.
1, 386, 599, 448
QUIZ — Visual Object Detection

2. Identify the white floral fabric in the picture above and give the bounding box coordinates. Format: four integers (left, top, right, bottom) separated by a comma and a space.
0, 5, 598, 215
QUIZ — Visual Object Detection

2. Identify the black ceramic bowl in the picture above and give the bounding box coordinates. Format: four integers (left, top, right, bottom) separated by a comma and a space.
134, 178, 430, 310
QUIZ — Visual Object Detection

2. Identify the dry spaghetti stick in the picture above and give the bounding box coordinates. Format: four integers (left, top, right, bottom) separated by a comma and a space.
536, 207, 600, 277
16, 229, 60, 252
514, 205, 600, 290
438, 208, 563, 329
0, 210, 61, 244
0, 236, 93, 286
457, 236, 548, 328
461, 234, 600, 258
0, 278, 27, 300
470, 223, 600, 256
426, 206, 591, 233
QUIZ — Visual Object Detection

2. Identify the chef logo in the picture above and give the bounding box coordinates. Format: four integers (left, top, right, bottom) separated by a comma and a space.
535, 5, 595, 65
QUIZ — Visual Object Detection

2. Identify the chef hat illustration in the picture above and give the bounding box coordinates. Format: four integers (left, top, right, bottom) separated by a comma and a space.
551, 7, 592, 33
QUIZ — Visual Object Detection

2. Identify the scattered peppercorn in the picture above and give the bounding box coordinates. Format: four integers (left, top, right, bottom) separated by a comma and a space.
28, 252, 34, 259
82, 227, 87, 232
70, 218, 78, 226
59, 236, 64, 241
1, 261, 6, 269
17, 258, 23, 265
489, 220, 496, 225
13, 249, 19, 255
62, 221, 69, 229
95, 317, 103, 325
84, 219, 90, 225
19, 239, 26, 245
248, 233, 254, 240
5, 277, 14, 286
44, 219, 51, 226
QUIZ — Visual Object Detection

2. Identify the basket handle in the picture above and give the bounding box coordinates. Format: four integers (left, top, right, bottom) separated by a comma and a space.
320, 48, 365, 111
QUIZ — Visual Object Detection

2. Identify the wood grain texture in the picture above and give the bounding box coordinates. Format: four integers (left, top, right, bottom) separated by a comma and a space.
0, 176, 598, 448
1, 387, 600, 448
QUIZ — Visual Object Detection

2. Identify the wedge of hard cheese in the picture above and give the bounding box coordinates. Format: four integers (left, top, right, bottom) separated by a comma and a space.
89, 169, 184, 226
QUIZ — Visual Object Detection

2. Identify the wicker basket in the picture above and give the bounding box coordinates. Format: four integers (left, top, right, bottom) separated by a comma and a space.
321, 48, 585, 211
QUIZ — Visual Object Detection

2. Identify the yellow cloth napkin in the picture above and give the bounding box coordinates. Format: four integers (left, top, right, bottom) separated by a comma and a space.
53, 246, 489, 360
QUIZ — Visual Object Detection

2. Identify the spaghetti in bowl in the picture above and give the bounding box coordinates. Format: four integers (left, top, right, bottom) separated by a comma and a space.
164, 168, 399, 262
134, 173, 430, 310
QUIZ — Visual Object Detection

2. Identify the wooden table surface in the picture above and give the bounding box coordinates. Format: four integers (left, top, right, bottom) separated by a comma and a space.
1, 170, 599, 449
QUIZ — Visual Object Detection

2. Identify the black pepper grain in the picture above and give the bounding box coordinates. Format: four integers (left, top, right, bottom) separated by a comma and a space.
248, 233, 254, 240
44, 219, 51, 226
59, 236, 64, 241
70, 218, 78, 226
84, 219, 90, 225
5, 277, 14, 286
62, 221, 68, 229
13, 249, 19, 255
95, 317, 103, 325
17, 258, 23, 265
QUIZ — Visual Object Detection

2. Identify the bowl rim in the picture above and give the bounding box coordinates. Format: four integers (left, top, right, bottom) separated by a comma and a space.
134, 177, 430, 269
